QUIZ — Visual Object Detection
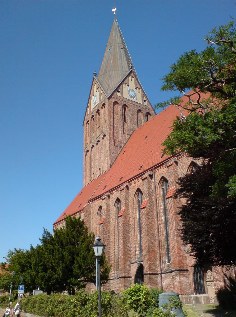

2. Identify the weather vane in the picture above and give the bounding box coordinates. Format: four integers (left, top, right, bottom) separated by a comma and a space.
112, 7, 117, 15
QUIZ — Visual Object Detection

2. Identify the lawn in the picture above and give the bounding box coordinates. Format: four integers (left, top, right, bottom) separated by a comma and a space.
184, 304, 236, 317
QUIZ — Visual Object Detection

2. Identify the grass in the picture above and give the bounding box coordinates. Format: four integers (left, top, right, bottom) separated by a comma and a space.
183, 304, 236, 316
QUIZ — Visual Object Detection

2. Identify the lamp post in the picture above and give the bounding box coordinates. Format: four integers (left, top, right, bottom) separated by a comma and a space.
93, 236, 105, 317
9, 271, 15, 302
9, 282, 12, 301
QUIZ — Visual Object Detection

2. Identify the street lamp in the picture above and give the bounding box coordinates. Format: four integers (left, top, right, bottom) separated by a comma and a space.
93, 236, 105, 317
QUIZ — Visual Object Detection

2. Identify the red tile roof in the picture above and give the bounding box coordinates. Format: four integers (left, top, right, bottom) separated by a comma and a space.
54, 103, 183, 225
56, 86, 214, 226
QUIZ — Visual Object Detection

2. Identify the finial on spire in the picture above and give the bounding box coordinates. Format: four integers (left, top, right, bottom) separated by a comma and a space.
112, 7, 117, 15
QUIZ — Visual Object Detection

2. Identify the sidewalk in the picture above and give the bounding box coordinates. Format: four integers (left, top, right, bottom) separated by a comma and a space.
0, 308, 40, 317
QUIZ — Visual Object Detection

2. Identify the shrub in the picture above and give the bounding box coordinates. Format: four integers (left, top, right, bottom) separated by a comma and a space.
19, 285, 172, 317
122, 284, 162, 317
20, 290, 129, 317
0, 295, 9, 307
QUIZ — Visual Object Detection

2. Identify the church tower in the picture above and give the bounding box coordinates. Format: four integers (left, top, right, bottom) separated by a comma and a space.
83, 18, 155, 186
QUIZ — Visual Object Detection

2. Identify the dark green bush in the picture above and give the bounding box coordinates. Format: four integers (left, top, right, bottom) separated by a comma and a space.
0, 295, 10, 307
217, 276, 236, 309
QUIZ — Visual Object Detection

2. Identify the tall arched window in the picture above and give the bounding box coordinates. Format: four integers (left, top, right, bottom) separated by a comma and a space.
113, 101, 119, 145
122, 105, 128, 133
90, 115, 95, 139
193, 265, 206, 294
134, 189, 144, 284
90, 145, 94, 181
97, 206, 104, 236
160, 178, 171, 263
114, 198, 121, 275
115, 198, 121, 213
96, 109, 101, 129
135, 189, 143, 262
86, 120, 90, 143
85, 149, 90, 184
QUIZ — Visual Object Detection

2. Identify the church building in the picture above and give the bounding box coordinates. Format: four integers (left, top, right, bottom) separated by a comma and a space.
54, 18, 224, 302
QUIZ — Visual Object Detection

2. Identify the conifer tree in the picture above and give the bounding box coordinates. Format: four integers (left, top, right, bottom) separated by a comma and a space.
3, 217, 110, 294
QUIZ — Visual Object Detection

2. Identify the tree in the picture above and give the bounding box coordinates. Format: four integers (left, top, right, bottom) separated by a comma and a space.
158, 21, 236, 265
5, 217, 110, 294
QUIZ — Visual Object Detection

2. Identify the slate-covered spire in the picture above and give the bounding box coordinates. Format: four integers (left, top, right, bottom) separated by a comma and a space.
97, 18, 133, 96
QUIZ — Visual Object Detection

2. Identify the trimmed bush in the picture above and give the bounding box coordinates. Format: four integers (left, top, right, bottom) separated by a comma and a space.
122, 284, 162, 317
18, 284, 182, 317
21, 290, 129, 317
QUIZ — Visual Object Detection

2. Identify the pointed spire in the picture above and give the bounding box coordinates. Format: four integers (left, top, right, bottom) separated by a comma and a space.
97, 19, 133, 96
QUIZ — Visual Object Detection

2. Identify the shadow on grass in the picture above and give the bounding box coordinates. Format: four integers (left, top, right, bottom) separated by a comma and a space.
201, 273, 236, 316
204, 306, 236, 317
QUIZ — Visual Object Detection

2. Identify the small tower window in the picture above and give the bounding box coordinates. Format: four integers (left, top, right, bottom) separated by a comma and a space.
145, 112, 151, 122
137, 110, 143, 127
122, 105, 128, 133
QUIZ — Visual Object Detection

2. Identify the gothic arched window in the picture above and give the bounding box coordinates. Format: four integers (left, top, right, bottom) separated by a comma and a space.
96, 109, 101, 128
114, 198, 121, 275
135, 189, 143, 262
91, 115, 95, 137
97, 205, 104, 237
160, 178, 171, 263
114, 198, 121, 214
193, 265, 206, 294
86, 120, 90, 142
122, 105, 128, 133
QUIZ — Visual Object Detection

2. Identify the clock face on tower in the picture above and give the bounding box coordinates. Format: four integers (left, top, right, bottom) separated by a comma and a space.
128, 87, 137, 100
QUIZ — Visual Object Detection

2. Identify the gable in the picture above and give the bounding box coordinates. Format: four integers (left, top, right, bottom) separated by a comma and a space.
86, 78, 106, 117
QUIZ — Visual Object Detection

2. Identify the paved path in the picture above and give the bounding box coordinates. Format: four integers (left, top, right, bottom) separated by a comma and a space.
0, 308, 40, 317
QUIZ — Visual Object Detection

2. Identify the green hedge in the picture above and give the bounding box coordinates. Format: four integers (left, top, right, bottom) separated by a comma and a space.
21, 290, 128, 317
12, 285, 182, 317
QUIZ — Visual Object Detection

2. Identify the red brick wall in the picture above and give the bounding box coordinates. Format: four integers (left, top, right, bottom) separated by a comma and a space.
82, 155, 202, 294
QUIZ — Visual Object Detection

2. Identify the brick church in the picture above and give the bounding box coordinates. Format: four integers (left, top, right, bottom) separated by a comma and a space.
54, 18, 226, 302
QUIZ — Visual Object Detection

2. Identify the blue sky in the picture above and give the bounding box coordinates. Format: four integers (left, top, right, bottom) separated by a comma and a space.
0, 0, 235, 262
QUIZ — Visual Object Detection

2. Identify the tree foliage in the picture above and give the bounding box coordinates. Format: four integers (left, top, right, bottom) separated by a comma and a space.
1, 217, 110, 294
162, 21, 236, 99
159, 20, 236, 265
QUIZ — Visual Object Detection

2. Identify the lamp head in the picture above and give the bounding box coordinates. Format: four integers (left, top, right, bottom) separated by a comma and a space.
93, 236, 105, 257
